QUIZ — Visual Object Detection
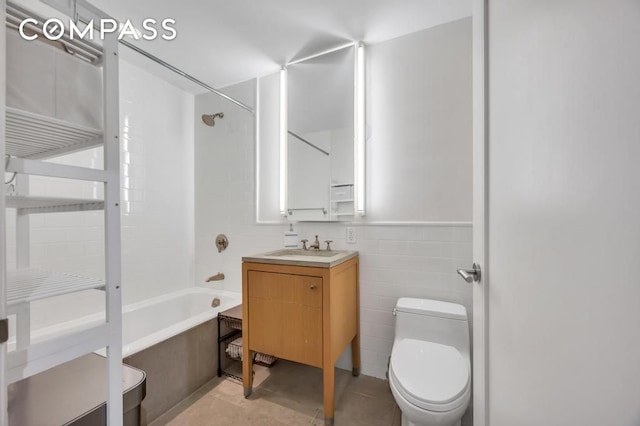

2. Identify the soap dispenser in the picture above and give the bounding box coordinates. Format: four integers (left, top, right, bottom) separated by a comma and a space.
284, 223, 298, 248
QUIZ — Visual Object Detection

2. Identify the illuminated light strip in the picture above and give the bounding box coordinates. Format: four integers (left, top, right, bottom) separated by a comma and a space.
279, 67, 288, 216
355, 42, 366, 216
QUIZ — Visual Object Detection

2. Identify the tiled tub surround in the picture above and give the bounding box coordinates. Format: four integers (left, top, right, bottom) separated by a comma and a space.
5, 58, 195, 306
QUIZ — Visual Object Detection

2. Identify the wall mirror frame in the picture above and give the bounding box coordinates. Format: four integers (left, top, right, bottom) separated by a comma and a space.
279, 42, 365, 222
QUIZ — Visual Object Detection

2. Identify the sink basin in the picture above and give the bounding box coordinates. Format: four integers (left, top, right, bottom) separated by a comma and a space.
244, 248, 358, 267
265, 249, 341, 258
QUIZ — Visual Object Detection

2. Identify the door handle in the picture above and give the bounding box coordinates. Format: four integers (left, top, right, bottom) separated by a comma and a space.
457, 263, 481, 283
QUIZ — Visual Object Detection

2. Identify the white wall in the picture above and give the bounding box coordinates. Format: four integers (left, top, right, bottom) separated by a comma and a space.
195, 19, 473, 379
488, 0, 640, 425
6, 59, 195, 310
366, 18, 472, 223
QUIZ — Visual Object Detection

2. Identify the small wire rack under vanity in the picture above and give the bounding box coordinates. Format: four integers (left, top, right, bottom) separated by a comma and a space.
221, 316, 242, 330
217, 304, 276, 382
221, 335, 276, 366
223, 335, 243, 361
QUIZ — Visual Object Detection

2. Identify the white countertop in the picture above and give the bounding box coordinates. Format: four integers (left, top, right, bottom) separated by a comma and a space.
242, 249, 358, 268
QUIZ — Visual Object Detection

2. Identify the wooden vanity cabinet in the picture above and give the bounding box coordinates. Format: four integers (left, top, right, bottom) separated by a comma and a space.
242, 256, 360, 425
247, 271, 324, 367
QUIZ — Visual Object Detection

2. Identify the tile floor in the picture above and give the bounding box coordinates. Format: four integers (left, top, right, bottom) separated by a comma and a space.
149, 360, 401, 426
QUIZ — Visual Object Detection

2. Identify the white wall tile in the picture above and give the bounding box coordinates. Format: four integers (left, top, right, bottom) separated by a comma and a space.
6, 59, 195, 306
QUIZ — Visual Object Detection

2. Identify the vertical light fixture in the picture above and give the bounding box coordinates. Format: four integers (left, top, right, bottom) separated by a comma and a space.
279, 66, 288, 216
354, 42, 366, 216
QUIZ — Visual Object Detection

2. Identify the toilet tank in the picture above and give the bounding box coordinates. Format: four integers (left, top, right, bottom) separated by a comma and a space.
394, 298, 470, 357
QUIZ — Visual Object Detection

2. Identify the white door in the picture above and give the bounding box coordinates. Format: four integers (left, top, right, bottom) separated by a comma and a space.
472, 0, 640, 425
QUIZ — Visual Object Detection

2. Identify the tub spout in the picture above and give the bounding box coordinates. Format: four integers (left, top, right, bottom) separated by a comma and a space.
206, 273, 225, 282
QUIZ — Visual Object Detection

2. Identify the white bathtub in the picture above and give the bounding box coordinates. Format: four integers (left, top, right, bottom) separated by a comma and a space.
121, 287, 241, 357
9, 287, 241, 357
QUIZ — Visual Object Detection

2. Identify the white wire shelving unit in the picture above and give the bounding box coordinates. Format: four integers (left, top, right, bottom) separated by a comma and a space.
7, 269, 105, 306
1, 0, 123, 423
6, 106, 103, 159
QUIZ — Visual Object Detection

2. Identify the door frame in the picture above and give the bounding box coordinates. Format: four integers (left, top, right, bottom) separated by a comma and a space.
472, 0, 488, 425
0, 0, 7, 423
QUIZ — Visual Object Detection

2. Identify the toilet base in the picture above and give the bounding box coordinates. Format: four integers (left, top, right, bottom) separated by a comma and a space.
389, 371, 469, 426
401, 414, 461, 426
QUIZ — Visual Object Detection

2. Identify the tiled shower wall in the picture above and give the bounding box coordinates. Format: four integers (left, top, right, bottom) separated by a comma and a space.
5, 59, 195, 307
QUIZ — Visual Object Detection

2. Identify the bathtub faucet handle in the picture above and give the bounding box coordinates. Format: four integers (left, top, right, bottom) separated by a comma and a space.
206, 273, 225, 282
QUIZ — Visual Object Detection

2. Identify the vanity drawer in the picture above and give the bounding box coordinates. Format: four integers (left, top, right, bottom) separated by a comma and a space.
247, 271, 322, 307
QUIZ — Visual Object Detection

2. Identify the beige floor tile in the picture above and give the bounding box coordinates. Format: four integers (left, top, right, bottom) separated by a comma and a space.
245, 389, 319, 425
163, 393, 246, 426
343, 374, 394, 402
332, 391, 396, 426
256, 361, 354, 408
150, 379, 224, 426
256, 362, 325, 408
209, 379, 318, 424
151, 361, 402, 426
391, 405, 402, 426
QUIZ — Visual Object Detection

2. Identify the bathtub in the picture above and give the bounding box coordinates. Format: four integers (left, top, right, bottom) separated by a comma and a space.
8, 286, 240, 354
121, 287, 241, 357
10, 287, 240, 353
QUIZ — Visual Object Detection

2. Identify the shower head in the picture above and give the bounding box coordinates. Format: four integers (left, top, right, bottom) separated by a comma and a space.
202, 112, 224, 127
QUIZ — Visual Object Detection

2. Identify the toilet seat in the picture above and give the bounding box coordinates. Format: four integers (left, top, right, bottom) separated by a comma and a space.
389, 339, 470, 413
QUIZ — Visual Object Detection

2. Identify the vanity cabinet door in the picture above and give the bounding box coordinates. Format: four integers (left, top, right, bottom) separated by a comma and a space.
247, 271, 323, 367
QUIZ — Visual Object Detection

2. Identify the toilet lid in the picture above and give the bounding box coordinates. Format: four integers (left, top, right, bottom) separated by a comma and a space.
390, 339, 469, 409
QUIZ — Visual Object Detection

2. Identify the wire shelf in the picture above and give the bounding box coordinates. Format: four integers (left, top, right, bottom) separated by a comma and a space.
221, 316, 242, 330
5, 195, 104, 214
6, 107, 103, 159
7, 269, 105, 306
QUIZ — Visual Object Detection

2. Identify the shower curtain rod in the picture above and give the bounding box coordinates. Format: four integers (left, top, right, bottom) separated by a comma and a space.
33, 0, 253, 112
119, 39, 255, 114
288, 130, 330, 156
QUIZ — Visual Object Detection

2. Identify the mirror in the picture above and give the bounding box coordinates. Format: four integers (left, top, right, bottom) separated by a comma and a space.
285, 45, 356, 221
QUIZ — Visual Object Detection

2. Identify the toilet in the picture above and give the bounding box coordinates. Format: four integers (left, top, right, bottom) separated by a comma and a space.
388, 298, 471, 426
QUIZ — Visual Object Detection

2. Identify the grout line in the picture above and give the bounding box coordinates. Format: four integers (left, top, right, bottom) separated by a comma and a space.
309, 407, 322, 425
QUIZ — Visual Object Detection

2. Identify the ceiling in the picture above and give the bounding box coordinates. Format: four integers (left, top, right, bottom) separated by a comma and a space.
30, 0, 472, 94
